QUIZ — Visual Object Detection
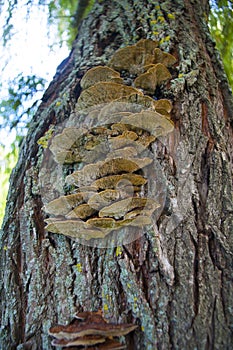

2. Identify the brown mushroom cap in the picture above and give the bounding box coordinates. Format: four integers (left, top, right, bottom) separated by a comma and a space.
93, 174, 147, 190
128, 215, 153, 226
80, 66, 123, 90
86, 217, 117, 229
153, 48, 177, 67
49, 311, 137, 349
134, 70, 157, 94
97, 99, 143, 123
45, 220, 106, 239
108, 135, 147, 154
100, 157, 151, 175
136, 38, 159, 53
66, 162, 102, 187
86, 216, 153, 230
97, 94, 172, 125
76, 82, 143, 111
134, 63, 172, 94
124, 205, 159, 219
50, 321, 138, 339
66, 204, 97, 220
150, 63, 172, 84
108, 45, 154, 74
75, 310, 106, 321
52, 334, 106, 347
99, 197, 158, 219
88, 189, 120, 210
106, 146, 138, 159
66, 157, 151, 188
49, 127, 87, 163
43, 192, 96, 216
121, 110, 174, 137
153, 99, 172, 114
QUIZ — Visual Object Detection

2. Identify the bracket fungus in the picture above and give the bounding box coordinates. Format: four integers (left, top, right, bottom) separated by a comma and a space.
66, 157, 152, 188
121, 111, 174, 137
92, 174, 147, 190
43, 192, 96, 216
87, 190, 120, 210
134, 63, 172, 94
45, 219, 107, 240
98, 197, 159, 220
80, 66, 123, 90
135, 38, 159, 54
108, 45, 154, 74
49, 310, 137, 349
44, 39, 176, 243
76, 82, 143, 112
153, 48, 177, 67
108, 39, 176, 75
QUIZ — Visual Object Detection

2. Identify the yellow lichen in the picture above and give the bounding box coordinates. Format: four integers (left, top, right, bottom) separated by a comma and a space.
37, 125, 55, 149
103, 304, 109, 311
168, 13, 175, 19
157, 16, 165, 23
115, 246, 122, 257
75, 263, 83, 273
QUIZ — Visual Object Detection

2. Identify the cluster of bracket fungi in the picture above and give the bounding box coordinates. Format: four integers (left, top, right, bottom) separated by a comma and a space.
49, 310, 137, 349
44, 39, 176, 242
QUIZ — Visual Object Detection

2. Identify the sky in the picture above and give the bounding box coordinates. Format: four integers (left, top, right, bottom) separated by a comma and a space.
0, 1, 70, 147
0, 1, 71, 225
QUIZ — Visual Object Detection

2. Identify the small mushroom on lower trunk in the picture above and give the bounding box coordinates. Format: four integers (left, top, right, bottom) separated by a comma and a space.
52, 334, 106, 347
49, 310, 137, 349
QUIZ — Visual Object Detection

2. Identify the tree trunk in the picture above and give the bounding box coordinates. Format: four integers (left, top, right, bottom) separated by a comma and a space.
1, 1, 233, 349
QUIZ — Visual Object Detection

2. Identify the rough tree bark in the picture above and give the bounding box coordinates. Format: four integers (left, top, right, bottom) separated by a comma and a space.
1, 0, 233, 349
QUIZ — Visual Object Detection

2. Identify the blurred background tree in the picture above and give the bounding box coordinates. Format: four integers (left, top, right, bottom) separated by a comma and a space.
209, 0, 233, 87
0, 0, 232, 226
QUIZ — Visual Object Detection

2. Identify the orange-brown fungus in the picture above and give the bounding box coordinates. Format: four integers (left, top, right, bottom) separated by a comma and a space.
49, 310, 137, 348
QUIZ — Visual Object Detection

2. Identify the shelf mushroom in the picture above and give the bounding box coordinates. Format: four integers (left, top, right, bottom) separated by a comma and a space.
49, 310, 137, 349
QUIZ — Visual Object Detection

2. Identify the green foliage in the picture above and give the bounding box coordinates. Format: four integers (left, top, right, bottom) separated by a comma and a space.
2, 0, 96, 50
0, 73, 46, 224
0, 74, 46, 140
47, 0, 78, 48
48, 0, 95, 48
0, 0, 96, 223
209, 0, 233, 88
